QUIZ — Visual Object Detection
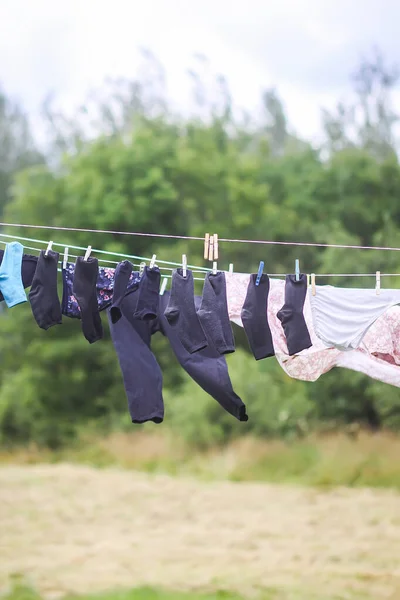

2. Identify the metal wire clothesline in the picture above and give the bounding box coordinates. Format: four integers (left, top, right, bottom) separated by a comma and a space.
0, 226, 400, 279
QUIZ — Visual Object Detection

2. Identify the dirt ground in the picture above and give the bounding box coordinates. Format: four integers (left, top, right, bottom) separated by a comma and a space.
1, 464, 400, 599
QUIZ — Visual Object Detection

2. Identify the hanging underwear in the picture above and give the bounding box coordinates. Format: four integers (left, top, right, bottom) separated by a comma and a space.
62, 262, 140, 318
309, 285, 400, 351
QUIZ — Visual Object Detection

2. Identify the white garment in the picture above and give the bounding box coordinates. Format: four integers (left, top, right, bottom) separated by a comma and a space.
309, 286, 400, 351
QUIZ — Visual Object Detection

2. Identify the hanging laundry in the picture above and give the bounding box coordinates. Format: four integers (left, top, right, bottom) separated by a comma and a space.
29, 249, 62, 330
156, 292, 248, 421
164, 268, 208, 354
241, 273, 274, 360
197, 271, 235, 355
0, 250, 37, 302
226, 273, 400, 388
108, 274, 164, 424
0, 242, 28, 308
309, 285, 400, 351
72, 256, 103, 343
132, 265, 161, 321
62, 262, 140, 318
277, 274, 312, 356
109, 260, 135, 323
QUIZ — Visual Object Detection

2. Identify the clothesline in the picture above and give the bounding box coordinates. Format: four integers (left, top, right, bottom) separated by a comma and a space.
1, 235, 400, 278
1, 221, 400, 252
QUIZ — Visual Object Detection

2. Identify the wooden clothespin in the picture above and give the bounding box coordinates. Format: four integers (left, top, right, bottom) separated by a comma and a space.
84, 246, 92, 261
376, 271, 381, 295
63, 247, 69, 269
208, 236, 214, 261
213, 234, 218, 260
311, 273, 316, 296
45, 241, 53, 257
204, 233, 210, 260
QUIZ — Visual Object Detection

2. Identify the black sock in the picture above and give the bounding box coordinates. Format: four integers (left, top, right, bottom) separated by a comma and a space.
277, 274, 312, 356
110, 260, 134, 324
197, 272, 235, 355
164, 268, 208, 354
132, 266, 160, 321
29, 249, 62, 330
241, 273, 274, 360
73, 257, 103, 343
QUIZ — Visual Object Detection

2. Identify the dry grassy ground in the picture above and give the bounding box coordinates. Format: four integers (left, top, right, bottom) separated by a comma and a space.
1, 464, 400, 600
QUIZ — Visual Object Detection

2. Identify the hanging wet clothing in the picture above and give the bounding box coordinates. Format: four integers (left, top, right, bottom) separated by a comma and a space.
197, 271, 235, 355
156, 292, 248, 421
62, 262, 140, 318
0, 242, 27, 308
241, 273, 275, 360
164, 268, 208, 354
29, 249, 62, 330
72, 257, 103, 343
310, 285, 400, 351
132, 266, 161, 321
108, 283, 164, 424
0, 250, 38, 302
277, 274, 312, 356
109, 260, 135, 324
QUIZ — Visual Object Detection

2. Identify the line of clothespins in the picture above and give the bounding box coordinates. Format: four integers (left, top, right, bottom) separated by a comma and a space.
0, 232, 398, 297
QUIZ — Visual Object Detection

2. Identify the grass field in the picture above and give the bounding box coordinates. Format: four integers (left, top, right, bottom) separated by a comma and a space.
1, 463, 400, 600
2, 431, 400, 490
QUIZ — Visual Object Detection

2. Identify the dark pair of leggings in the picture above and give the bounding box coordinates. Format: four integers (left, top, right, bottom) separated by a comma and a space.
277, 274, 312, 355
109, 281, 247, 423
164, 269, 235, 355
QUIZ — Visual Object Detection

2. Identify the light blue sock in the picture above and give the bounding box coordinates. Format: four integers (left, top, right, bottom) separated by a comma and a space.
0, 242, 27, 308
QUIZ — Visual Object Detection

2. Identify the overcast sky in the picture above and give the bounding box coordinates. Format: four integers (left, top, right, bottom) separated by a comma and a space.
1, 0, 399, 143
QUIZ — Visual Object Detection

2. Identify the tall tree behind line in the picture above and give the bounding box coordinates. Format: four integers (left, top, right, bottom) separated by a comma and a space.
322, 49, 399, 159
0, 89, 43, 216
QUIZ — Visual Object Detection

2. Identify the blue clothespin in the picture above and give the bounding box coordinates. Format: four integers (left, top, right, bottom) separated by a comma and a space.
295, 259, 300, 281
255, 261, 264, 286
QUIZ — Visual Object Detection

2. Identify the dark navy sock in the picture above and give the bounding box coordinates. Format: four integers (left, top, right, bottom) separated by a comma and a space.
277, 274, 312, 356
132, 266, 160, 321
29, 249, 62, 330
164, 269, 208, 354
197, 271, 235, 355
73, 257, 103, 344
110, 260, 134, 324
241, 273, 274, 360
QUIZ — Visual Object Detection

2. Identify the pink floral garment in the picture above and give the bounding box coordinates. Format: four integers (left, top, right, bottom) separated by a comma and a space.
225, 272, 400, 388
